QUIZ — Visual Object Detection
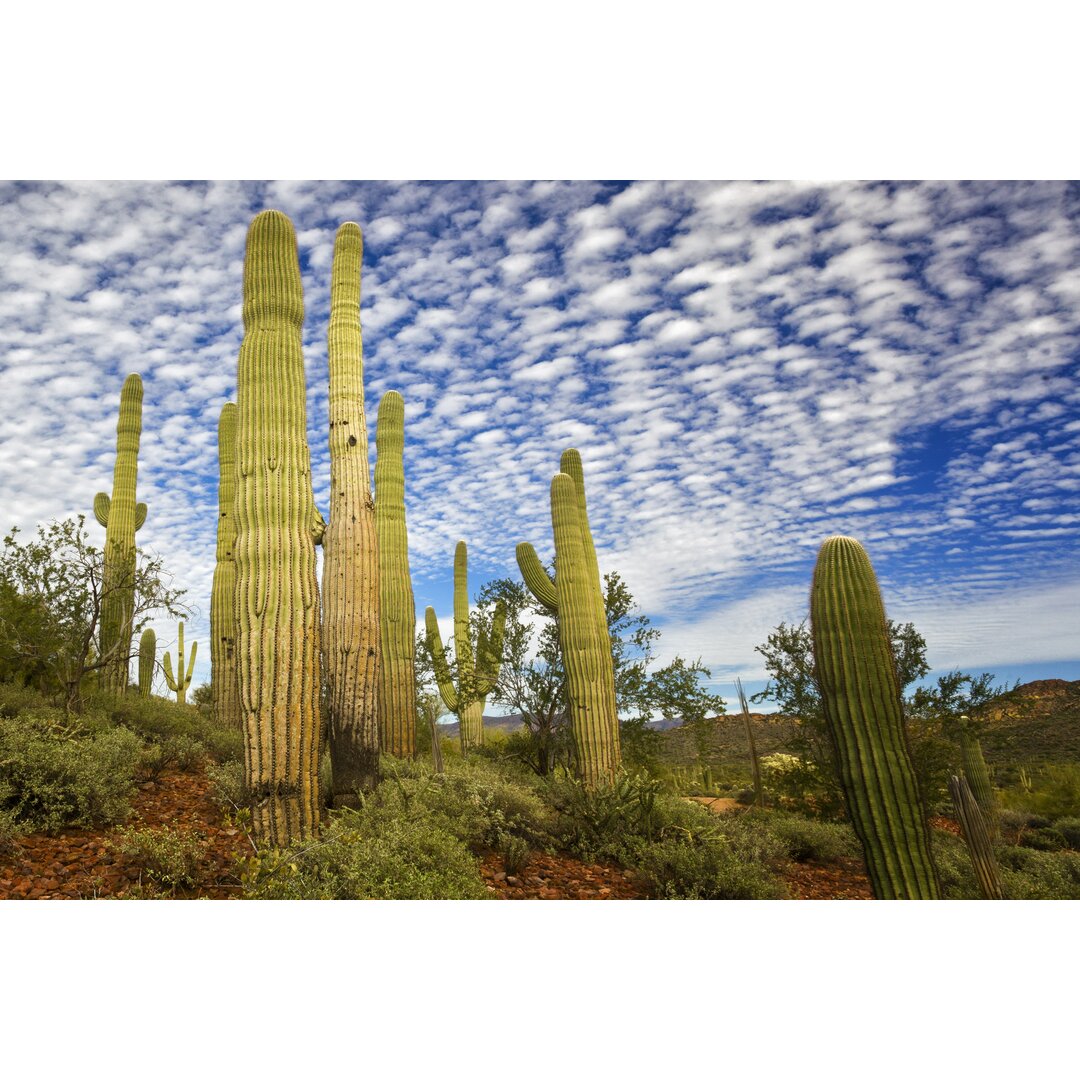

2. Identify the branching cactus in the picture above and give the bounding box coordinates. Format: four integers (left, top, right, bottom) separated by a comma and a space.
322, 223, 380, 801
517, 450, 620, 788
949, 774, 1004, 900
163, 622, 197, 705
425, 541, 506, 753
138, 628, 156, 698
94, 373, 147, 695
211, 402, 240, 728
375, 390, 417, 758
959, 716, 998, 838
234, 210, 324, 846
810, 536, 940, 899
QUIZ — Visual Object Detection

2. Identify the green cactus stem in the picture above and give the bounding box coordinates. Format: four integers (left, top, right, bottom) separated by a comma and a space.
95, 373, 147, 695
138, 628, 156, 698
425, 541, 505, 753
375, 390, 417, 759
211, 402, 240, 728
234, 209, 323, 846
163, 622, 196, 705
810, 536, 940, 899
517, 451, 620, 787
322, 223, 380, 801
959, 716, 997, 838
949, 774, 1004, 900
736, 675, 764, 808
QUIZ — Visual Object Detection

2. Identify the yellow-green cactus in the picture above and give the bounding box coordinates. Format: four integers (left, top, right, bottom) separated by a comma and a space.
94, 373, 147, 695
138, 628, 156, 698
234, 210, 323, 846
375, 390, 417, 758
322, 223, 380, 801
425, 541, 505, 753
163, 622, 196, 705
211, 403, 239, 728
516, 450, 620, 787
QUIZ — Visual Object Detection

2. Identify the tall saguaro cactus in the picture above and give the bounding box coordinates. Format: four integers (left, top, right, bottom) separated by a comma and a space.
138, 628, 156, 698
234, 209, 324, 846
517, 450, 620, 788
94, 373, 148, 695
949, 774, 1004, 900
211, 403, 239, 728
425, 541, 506, 753
810, 536, 940, 899
959, 717, 997, 837
375, 390, 417, 758
163, 621, 197, 705
322, 222, 380, 802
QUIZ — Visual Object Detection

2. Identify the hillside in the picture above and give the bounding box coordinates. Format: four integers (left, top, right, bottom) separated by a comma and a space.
974, 679, 1080, 771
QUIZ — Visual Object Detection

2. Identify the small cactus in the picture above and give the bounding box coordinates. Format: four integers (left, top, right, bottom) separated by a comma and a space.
163, 622, 197, 705
138, 628, 156, 698
211, 403, 240, 728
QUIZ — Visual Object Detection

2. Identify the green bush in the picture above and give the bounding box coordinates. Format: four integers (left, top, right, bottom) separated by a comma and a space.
1052, 817, 1080, 851
1001, 764, 1080, 820
997, 846, 1080, 899
206, 760, 247, 814
109, 825, 207, 893
0, 714, 141, 832
768, 813, 861, 864
0, 806, 26, 854
635, 836, 787, 899
931, 831, 981, 900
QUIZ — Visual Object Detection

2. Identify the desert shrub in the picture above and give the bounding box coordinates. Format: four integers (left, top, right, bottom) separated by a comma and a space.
1001, 764, 1080, 820
931, 831, 982, 900
768, 813, 861, 864
206, 760, 247, 813
758, 751, 844, 817
1052, 817, 1080, 851
109, 825, 207, 893
0, 807, 26, 854
137, 734, 206, 779
0, 682, 55, 720
197, 724, 244, 764
1019, 827, 1069, 852
93, 691, 242, 763
997, 846, 1080, 899
498, 833, 531, 875
240, 810, 489, 899
0, 714, 140, 832
635, 836, 787, 899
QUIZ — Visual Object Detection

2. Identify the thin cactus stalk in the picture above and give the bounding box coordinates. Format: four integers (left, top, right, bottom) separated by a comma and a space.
94, 373, 148, 695
736, 676, 764, 808
234, 210, 324, 846
425, 541, 505, 753
138, 628, 156, 698
949, 774, 1004, 900
163, 622, 196, 705
375, 391, 417, 758
211, 403, 240, 728
322, 223, 380, 802
959, 716, 997, 838
517, 451, 620, 787
810, 536, 940, 900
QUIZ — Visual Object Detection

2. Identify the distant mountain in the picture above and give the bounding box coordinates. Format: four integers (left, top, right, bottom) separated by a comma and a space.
437, 713, 526, 740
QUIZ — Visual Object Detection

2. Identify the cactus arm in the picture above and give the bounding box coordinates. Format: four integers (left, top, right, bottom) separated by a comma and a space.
184, 638, 197, 687
516, 542, 558, 612
959, 718, 997, 836
949, 774, 1004, 899
310, 506, 326, 546
94, 493, 111, 528
424, 607, 459, 714
134, 503, 147, 531
163, 651, 178, 692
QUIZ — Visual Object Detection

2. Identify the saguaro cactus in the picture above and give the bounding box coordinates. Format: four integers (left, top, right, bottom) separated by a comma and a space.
163, 622, 197, 705
959, 717, 997, 836
211, 403, 240, 728
810, 536, 940, 899
138, 628, 156, 698
375, 390, 417, 758
234, 209, 324, 846
949, 774, 1004, 900
425, 541, 505, 753
94, 373, 147, 695
322, 222, 380, 802
517, 450, 620, 787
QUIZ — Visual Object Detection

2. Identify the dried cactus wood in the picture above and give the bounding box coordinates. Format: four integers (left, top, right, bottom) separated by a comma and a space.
949, 774, 1004, 899
375, 391, 417, 758
94, 373, 148, 695
425, 541, 506, 753
810, 536, 940, 899
234, 210, 324, 846
138, 628, 156, 698
517, 451, 620, 787
211, 403, 240, 728
163, 621, 197, 705
322, 223, 380, 802
959, 718, 998, 837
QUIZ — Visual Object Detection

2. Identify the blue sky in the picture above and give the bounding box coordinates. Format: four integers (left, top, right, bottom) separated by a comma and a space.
1, 180, 1078, 710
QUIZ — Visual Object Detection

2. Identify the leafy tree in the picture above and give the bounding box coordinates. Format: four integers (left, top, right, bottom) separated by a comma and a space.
0, 517, 188, 711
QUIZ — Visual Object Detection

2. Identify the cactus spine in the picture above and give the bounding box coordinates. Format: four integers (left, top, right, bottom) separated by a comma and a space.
163, 622, 196, 704
425, 541, 506, 753
323, 223, 380, 801
211, 403, 240, 728
517, 450, 620, 787
234, 210, 323, 846
95, 373, 147, 695
959, 717, 997, 837
949, 774, 1004, 899
138, 628, 156, 698
810, 536, 940, 899
375, 390, 417, 758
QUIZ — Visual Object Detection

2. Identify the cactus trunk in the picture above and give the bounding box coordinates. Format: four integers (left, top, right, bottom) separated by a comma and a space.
949, 774, 1004, 899
138, 628, 155, 698
163, 622, 196, 705
960, 720, 997, 837
234, 210, 323, 847
95, 373, 147, 696
810, 536, 940, 899
211, 403, 240, 727
375, 391, 417, 758
322, 223, 380, 802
